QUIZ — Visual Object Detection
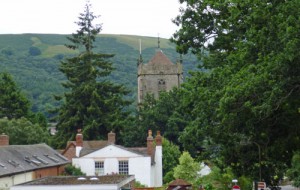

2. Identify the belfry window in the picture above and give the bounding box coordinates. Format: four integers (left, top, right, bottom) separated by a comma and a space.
158, 79, 166, 92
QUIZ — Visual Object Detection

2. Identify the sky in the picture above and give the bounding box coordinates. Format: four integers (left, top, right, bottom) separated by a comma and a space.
0, 0, 183, 39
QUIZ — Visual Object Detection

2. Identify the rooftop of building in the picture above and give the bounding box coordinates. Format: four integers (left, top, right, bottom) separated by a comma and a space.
16, 175, 134, 185
0, 143, 69, 177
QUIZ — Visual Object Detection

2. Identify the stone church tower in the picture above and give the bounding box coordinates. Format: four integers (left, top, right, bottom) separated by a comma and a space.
137, 44, 183, 103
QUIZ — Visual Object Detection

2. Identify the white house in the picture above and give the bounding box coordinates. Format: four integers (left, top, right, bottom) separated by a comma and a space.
72, 130, 163, 187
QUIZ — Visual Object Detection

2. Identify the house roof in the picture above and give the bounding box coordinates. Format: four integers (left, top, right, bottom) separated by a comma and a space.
0, 143, 69, 177
14, 175, 135, 185
68, 140, 108, 149
147, 50, 174, 66
79, 144, 149, 157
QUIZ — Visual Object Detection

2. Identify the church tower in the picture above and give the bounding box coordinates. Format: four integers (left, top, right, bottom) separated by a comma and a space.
137, 38, 183, 103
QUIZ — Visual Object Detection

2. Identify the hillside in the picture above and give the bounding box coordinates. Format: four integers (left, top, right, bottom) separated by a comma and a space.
0, 34, 199, 117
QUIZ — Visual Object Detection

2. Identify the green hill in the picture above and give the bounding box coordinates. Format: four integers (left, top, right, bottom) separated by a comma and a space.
0, 34, 199, 117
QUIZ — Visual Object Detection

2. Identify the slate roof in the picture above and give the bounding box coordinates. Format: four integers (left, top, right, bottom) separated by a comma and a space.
0, 143, 70, 177
15, 175, 135, 185
148, 50, 174, 65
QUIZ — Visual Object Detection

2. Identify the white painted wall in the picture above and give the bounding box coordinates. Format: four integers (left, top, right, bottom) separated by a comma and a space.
72, 157, 95, 176
154, 145, 163, 187
0, 172, 33, 190
129, 157, 151, 186
104, 158, 118, 175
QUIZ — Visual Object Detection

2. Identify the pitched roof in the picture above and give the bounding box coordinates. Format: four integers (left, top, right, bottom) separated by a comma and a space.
79, 144, 148, 157
147, 50, 174, 66
68, 140, 108, 149
0, 144, 69, 177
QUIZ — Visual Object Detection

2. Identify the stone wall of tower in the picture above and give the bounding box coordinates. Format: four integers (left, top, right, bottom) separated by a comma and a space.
137, 51, 183, 103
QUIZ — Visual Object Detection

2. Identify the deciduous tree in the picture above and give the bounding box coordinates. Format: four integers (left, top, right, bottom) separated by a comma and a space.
0, 117, 49, 145
173, 151, 200, 184
172, 0, 300, 183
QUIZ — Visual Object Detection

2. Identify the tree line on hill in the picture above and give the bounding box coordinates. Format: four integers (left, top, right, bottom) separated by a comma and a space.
0, 0, 300, 189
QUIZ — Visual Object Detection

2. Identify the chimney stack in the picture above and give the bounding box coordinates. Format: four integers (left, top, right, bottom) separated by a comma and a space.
147, 130, 154, 156
0, 133, 9, 146
76, 129, 83, 147
75, 129, 83, 157
155, 131, 162, 146
108, 131, 116, 144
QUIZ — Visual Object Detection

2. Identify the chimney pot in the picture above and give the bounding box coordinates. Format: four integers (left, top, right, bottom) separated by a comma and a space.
147, 130, 154, 156
0, 133, 9, 146
155, 131, 162, 146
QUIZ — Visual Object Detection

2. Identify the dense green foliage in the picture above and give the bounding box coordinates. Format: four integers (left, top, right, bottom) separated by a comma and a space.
123, 90, 192, 150
53, 3, 132, 148
0, 72, 31, 119
0, 117, 49, 145
287, 152, 300, 188
173, 151, 200, 184
169, 0, 300, 185
64, 164, 86, 176
162, 138, 181, 183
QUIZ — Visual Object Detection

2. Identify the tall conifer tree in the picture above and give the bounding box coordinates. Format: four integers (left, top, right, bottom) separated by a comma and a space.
54, 2, 131, 148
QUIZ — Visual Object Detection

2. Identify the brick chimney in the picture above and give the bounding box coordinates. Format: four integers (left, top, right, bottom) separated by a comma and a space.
75, 129, 83, 157
107, 131, 116, 144
0, 133, 9, 146
147, 130, 154, 156
155, 131, 162, 146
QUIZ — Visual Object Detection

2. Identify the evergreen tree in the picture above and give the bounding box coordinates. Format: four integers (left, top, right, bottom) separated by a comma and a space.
53, 2, 131, 148
0, 72, 31, 119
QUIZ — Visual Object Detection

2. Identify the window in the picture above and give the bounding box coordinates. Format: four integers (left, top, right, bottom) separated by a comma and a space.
118, 160, 128, 175
95, 161, 104, 175
158, 79, 166, 92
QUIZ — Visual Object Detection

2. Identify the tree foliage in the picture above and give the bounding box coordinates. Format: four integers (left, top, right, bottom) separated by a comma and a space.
173, 151, 200, 184
64, 164, 86, 176
0, 72, 31, 119
171, 0, 300, 183
53, 3, 131, 148
162, 138, 181, 183
0, 117, 49, 145
287, 152, 300, 188
123, 89, 191, 149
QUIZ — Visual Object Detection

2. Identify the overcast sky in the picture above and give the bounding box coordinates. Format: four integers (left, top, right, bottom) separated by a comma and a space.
0, 0, 183, 39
